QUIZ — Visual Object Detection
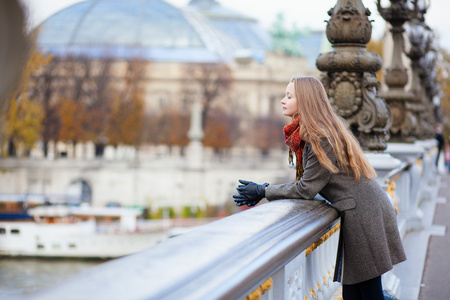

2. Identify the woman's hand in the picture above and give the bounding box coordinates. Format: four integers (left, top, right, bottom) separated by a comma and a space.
233, 179, 269, 207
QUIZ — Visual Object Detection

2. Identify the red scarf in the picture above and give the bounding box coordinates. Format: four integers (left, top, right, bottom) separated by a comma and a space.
283, 116, 305, 180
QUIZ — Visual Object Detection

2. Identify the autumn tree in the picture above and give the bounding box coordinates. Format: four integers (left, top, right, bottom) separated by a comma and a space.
33, 54, 116, 157
4, 98, 44, 156
31, 54, 60, 157
367, 39, 384, 82
31, 52, 151, 157
437, 48, 450, 139
143, 109, 190, 151
106, 58, 146, 150
183, 63, 233, 130
62, 56, 115, 156
248, 115, 285, 155
2, 44, 50, 157
57, 97, 87, 156
107, 91, 144, 148
203, 107, 241, 152
83, 57, 114, 153
106, 93, 123, 148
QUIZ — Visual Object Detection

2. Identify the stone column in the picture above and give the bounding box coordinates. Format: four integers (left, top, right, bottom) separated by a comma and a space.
187, 99, 205, 170
316, 0, 391, 151
377, 0, 417, 142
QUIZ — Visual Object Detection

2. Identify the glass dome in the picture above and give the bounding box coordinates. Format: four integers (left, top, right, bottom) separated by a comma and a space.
187, 0, 272, 63
36, 0, 242, 62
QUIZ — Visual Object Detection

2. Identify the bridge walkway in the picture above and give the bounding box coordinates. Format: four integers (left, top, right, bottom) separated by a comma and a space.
418, 172, 450, 300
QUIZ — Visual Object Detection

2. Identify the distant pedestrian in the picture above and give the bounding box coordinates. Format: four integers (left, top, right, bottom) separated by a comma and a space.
445, 140, 450, 173
233, 77, 406, 300
435, 123, 445, 169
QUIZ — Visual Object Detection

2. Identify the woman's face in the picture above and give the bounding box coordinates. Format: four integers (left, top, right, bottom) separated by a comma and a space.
281, 82, 298, 117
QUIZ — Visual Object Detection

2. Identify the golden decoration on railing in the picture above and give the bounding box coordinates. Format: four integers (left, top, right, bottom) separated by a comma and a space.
332, 288, 343, 299
316, 282, 323, 294
305, 222, 341, 256
417, 158, 423, 176
244, 277, 272, 300
323, 275, 329, 287
385, 174, 400, 215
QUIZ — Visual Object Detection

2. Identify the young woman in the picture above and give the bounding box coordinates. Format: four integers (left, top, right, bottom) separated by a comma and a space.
233, 77, 406, 300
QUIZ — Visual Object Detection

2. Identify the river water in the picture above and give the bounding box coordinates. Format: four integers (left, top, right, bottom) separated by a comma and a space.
0, 257, 106, 299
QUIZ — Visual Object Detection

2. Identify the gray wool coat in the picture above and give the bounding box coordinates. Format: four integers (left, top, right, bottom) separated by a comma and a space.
266, 140, 407, 285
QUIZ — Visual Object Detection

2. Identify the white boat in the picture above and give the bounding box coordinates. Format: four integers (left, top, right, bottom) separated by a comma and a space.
0, 202, 168, 258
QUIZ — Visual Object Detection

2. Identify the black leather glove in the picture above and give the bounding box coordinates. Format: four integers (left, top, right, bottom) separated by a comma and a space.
233, 179, 269, 207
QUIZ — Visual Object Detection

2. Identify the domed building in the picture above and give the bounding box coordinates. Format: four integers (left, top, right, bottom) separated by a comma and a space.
186, 0, 272, 63
2, 0, 323, 210
37, 0, 242, 63
33, 0, 318, 159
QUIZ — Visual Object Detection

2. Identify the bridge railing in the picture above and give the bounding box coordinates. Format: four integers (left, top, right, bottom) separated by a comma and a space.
386, 140, 439, 235
28, 140, 439, 300
29, 199, 340, 300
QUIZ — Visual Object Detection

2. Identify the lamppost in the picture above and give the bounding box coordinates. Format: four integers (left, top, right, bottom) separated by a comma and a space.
405, 0, 436, 139
377, 0, 417, 142
316, 0, 390, 151
419, 26, 441, 135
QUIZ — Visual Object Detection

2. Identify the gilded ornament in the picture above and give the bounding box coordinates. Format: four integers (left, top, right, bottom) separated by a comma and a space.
385, 178, 399, 215
246, 287, 262, 300
323, 275, 329, 287
306, 222, 340, 256
332, 288, 344, 299
261, 277, 273, 291
245, 277, 272, 300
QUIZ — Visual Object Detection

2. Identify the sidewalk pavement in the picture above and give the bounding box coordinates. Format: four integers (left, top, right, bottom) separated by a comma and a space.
395, 172, 449, 300
418, 173, 450, 300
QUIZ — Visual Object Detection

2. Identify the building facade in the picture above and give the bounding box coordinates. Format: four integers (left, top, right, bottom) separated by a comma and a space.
1, 0, 326, 211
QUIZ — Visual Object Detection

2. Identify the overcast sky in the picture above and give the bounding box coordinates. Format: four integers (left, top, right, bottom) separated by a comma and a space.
22, 0, 450, 50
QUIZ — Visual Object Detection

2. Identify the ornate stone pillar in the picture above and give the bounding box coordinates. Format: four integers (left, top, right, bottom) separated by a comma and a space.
405, 0, 436, 139
316, 0, 391, 151
377, 0, 417, 142
419, 28, 440, 137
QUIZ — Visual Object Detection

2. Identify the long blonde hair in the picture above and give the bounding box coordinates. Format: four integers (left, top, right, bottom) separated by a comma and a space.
291, 76, 376, 180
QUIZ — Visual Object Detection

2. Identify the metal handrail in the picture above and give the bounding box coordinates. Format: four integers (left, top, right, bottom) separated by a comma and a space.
383, 161, 411, 183
29, 199, 339, 300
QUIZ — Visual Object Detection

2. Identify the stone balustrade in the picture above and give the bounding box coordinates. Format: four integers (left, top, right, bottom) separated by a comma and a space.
386, 140, 439, 233
28, 140, 439, 300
